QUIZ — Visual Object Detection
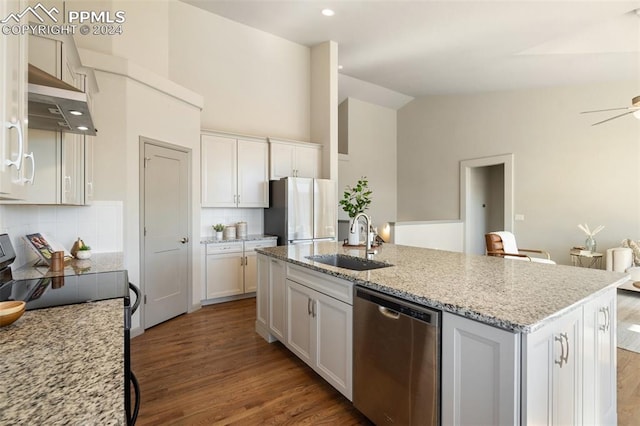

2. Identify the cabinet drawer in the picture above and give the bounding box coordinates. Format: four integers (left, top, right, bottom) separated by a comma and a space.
245, 239, 277, 252
287, 264, 353, 305
206, 242, 243, 255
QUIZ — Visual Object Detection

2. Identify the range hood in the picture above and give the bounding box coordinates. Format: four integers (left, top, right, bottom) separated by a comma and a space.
28, 64, 97, 136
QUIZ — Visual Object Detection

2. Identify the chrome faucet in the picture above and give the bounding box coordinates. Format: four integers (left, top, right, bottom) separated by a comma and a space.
350, 212, 377, 259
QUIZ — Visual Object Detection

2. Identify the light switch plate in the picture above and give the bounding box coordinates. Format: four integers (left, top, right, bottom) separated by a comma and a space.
515, 214, 525, 221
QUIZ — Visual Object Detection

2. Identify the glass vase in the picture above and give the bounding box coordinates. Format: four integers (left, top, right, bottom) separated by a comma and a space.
585, 236, 596, 253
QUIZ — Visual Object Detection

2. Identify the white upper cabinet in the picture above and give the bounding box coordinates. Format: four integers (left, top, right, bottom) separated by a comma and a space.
201, 132, 268, 208
0, 0, 29, 200
19, 33, 91, 205
268, 138, 321, 180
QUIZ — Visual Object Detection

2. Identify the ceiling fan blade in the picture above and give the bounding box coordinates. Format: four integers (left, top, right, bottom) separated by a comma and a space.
581, 106, 631, 114
591, 110, 635, 126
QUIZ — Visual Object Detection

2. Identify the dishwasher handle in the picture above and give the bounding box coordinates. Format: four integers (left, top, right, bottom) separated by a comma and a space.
356, 287, 439, 327
378, 306, 401, 320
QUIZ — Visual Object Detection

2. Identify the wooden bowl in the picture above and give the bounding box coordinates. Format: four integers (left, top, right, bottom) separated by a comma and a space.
0, 301, 26, 327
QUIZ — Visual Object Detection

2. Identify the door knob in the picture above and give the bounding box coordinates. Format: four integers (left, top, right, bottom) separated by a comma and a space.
180, 237, 189, 244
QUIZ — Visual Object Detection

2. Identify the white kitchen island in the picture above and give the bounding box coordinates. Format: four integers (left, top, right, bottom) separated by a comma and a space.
255, 241, 626, 425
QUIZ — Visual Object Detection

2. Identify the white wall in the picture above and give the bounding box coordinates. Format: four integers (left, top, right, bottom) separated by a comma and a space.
1, 202, 123, 269
168, 0, 311, 142
200, 208, 263, 240
398, 81, 640, 264
338, 98, 397, 232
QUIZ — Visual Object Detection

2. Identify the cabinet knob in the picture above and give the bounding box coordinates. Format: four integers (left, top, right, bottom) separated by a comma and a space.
180, 237, 189, 244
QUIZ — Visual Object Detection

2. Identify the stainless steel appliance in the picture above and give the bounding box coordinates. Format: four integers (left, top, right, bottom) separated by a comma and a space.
354, 287, 441, 426
264, 177, 337, 245
0, 234, 140, 424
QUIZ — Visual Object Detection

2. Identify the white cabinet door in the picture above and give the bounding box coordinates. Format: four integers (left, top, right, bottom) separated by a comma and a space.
237, 138, 268, 207
269, 142, 295, 180
523, 307, 582, 426
285, 275, 352, 399
244, 253, 258, 293
268, 259, 287, 342
0, 0, 28, 199
201, 134, 237, 207
583, 288, 617, 425
244, 240, 276, 293
61, 132, 84, 205
442, 312, 520, 426
84, 136, 94, 204
286, 279, 314, 366
206, 252, 244, 299
269, 140, 321, 179
202, 134, 268, 208
294, 144, 320, 179
314, 289, 352, 400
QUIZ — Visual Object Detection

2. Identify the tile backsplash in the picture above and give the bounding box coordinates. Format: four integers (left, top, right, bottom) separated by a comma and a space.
200, 208, 263, 238
0, 201, 123, 269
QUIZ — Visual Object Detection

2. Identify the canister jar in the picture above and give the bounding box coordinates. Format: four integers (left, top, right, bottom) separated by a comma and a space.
236, 222, 248, 239
223, 225, 236, 240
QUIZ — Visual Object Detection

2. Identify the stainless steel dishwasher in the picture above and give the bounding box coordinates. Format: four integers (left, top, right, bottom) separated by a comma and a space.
354, 287, 440, 425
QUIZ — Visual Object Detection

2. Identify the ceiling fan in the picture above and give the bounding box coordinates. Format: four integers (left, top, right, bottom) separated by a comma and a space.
581, 95, 640, 126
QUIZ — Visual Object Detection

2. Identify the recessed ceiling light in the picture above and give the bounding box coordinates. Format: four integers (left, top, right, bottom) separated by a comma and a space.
69, 110, 83, 116
77, 126, 89, 131
322, 9, 335, 17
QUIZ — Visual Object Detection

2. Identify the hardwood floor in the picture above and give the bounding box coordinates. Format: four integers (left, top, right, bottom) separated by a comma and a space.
132, 298, 640, 425
130, 298, 371, 425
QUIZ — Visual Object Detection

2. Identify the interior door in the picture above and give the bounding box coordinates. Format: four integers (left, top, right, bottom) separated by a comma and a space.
143, 141, 190, 328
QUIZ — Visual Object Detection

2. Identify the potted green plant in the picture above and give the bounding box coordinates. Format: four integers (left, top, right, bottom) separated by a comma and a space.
339, 177, 372, 245
213, 224, 225, 240
76, 245, 92, 260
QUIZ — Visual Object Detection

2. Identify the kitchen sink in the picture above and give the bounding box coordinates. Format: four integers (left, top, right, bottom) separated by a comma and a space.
305, 254, 393, 271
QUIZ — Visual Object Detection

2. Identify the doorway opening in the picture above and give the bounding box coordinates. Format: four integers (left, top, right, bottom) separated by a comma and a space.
460, 154, 514, 255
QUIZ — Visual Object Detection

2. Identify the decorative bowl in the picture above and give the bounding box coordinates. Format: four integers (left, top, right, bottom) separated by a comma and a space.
75, 250, 92, 260
0, 301, 26, 327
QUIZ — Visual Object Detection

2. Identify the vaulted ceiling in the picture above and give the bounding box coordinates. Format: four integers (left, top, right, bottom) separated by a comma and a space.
182, 1, 640, 106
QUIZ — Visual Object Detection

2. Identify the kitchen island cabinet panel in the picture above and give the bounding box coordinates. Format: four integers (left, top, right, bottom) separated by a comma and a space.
286, 279, 314, 366
582, 287, 617, 425
285, 277, 353, 400
268, 257, 287, 342
523, 305, 583, 426
442, 312, 520, 426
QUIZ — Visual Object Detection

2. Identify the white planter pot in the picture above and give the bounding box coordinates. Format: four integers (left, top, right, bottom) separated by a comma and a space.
76, 250, 92, 260
216, 231, 223, 240
348, 218, 360, 246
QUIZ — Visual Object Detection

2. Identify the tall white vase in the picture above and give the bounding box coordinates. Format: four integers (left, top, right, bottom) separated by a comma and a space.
348, 218, 360, 245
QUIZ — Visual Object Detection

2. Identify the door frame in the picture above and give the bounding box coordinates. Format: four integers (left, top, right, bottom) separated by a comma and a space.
460, 154, 514, 254
139, 136, 193, 330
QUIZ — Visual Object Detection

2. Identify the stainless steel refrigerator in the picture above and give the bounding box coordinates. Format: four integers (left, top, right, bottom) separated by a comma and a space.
264, 177, 337, 245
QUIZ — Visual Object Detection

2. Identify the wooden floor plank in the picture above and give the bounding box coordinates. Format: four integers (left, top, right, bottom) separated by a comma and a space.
131, 298, 640, 425
131, 298, 370, 425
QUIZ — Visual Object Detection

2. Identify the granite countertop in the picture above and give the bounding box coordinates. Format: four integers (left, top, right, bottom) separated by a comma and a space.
257, 242, 628, 333
0, 299, 125, 425
12, 252, 125, 280
200, 234, 277, 244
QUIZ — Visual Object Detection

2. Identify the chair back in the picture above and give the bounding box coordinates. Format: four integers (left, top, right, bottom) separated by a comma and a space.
485, 233, 505, 256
